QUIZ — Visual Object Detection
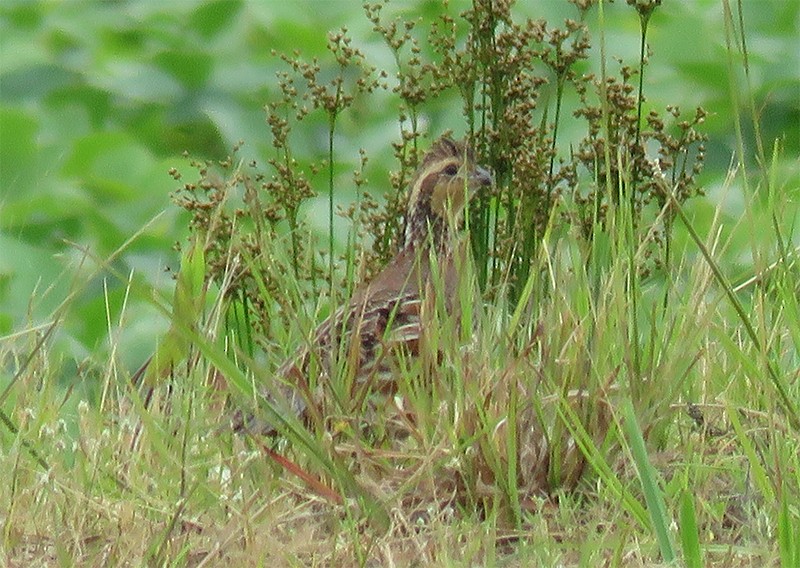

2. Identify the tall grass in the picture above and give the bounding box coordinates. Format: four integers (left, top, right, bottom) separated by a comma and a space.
1, 0, 798, 565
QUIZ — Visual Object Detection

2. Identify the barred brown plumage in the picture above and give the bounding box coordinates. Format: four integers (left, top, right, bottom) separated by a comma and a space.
236, 135, 492, 435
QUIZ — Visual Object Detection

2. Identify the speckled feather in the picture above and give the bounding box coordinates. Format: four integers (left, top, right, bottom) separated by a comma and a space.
236, 136, 491, 434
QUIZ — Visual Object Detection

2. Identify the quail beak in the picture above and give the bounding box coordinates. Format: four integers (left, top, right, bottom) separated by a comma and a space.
441, 164, 493, 217
469, 165, 493, 194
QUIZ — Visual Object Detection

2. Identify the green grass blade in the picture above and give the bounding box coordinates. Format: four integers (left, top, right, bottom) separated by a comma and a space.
679, 490, 703, 568
779, 485, 799, 568
622, 399, 676, 563
727, 402, 775, 502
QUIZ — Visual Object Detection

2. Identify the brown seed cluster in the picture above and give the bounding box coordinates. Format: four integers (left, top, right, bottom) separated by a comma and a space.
169, 0, 705, 348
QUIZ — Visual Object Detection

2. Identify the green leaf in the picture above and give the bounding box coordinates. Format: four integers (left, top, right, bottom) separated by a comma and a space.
189, 0, 242, 39
153, 49, 213, 89
0, 107, 37, 196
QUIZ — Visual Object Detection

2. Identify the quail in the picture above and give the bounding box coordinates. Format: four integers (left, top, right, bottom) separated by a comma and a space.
238, 135, 492, 435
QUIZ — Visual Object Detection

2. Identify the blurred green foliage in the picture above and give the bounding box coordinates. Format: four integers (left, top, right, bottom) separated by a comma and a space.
0, 0, 797, 365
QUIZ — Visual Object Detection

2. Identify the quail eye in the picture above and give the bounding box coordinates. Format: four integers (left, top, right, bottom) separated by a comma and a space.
444, 164, 458, 176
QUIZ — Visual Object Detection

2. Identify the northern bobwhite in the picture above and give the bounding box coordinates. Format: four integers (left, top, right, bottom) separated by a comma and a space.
238, 135, 492, 435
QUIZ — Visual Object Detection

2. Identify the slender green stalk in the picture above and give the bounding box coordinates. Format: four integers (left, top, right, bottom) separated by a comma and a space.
631, 1, 657, 208
596, 0, 613, 202
328, 113, 337, 296
735, 0, 765, 169
721, 0, 749, 190
546, 72, 565, 208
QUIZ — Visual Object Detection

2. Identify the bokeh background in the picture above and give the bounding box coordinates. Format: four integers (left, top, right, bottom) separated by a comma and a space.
1, 0, 797, 372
